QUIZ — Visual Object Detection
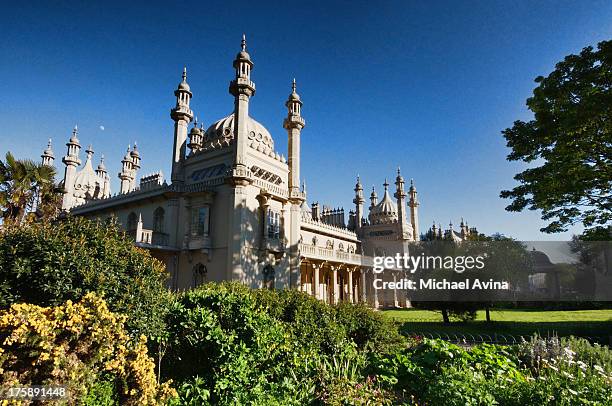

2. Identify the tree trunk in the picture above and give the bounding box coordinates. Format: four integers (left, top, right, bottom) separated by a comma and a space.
441, 308, 450, 324
485, 307, 491, 323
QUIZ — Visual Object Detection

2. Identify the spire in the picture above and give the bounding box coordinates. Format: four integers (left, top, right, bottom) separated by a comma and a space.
41, 138, 55, 166
302, 179, 307, 194
69, 125, 79, 143
97, 154, 106, 172
85, 144, 94, 162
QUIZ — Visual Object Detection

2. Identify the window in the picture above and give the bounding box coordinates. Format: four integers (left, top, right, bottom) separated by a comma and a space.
127, 212, 137, 231
267, 209, 280, 240
191, 206, 210, 237
153, 207, 165, 233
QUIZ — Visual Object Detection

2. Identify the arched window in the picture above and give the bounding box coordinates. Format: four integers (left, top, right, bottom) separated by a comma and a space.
153, 207, 165, 233
127, 212, 137, 231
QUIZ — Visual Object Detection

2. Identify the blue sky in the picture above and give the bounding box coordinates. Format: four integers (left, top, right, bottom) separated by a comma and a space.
1, 1, 610, 240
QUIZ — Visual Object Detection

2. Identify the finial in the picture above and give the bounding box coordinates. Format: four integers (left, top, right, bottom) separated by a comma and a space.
194, 116, 198, 127
74, 124, 78, 131
127, 144, 131, 152
101, 154, 105, 162
356, 174, 361, 183
48, 138, 52, 147
292, 78, 296, 93
133, 141, 138, 149
302, 179, 307, 194
241, 34, 246, 51
182, 66, 187, 82
383, 178, 389, 189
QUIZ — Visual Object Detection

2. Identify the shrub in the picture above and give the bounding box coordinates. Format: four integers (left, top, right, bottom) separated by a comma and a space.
253, 288, 406, 355
0, 216, 172, 338
162, 282, 315, 405
0, 293, 176, 405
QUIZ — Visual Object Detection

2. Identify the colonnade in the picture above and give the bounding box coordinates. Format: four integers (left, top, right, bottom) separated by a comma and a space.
298, 261, 412, 309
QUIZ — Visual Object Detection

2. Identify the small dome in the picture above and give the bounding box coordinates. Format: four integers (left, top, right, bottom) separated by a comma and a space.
370, 184, 398, 224
236, 50, 251, 61
97, 158, 106, 172
178, 80, 190, 91
130, 144, 140, 157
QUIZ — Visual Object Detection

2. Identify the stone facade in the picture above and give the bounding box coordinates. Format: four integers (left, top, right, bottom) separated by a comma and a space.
41, 37, 474, 308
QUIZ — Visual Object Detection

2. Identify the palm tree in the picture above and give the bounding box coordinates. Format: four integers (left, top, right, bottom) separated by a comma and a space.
0, 152, 59, 225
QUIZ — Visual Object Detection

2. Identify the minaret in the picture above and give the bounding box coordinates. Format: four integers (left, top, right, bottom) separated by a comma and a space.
118, 145, 134, 194
353, 175, 364, 233
284, 78, 305, 198
96, 155, 111, 198
130, 142, 141, 191
170, 67, 194, 183
61, 126, 81, 210
395, 168, 410, 239
370, 186, 378, 208
409, 179, 419, 241
226, 35, 256, 284
229, 34, 256, 172
187, 117, 203, 154
41, 139, 55, 166
283, 78, 306, 289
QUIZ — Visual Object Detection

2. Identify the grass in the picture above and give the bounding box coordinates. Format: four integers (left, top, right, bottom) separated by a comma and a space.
383, 309, 612, 342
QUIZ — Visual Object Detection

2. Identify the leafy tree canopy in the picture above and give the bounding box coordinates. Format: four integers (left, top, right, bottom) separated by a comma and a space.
501, 40, 612, 234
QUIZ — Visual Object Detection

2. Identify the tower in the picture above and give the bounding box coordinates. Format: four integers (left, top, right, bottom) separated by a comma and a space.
41, 139, 54, 167
187, 117, 203, 154
284, 78, 305, 197
96, 155, 110, 198
283, 78, 306, 288
353, 175, 364, 233
130, 142, 141, 191
409, 179, 419, 240
61, 126, 81, 210
118, 145, 134, 194
395, 168, 410, 239
170, 67, 194, 183
229, 34, 255, 172
226, 35, 256, 283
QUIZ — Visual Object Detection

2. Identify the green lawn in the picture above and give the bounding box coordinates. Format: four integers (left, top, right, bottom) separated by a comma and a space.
383, 309, 612, 343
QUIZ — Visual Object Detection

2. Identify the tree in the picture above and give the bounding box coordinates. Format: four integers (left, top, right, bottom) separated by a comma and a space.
500, 40, 612, 234
0, 152, 60, 225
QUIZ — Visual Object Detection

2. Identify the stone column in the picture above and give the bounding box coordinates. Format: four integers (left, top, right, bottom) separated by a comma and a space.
360, 268, 367, 303
393, 272, 399, 308
373, 270, 379, 309
347, 269, 353, 303
313, 263, 320, 299
332, 267, 339, 305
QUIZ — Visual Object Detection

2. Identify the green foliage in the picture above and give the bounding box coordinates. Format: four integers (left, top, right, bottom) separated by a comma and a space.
253, 288, 405, 355
162, 282, 315, 405
82, 375, 119, 406
162, 282, 405, 405
500, 40, 612, 234
371, 337, 612, 405
0, 216, 171, 338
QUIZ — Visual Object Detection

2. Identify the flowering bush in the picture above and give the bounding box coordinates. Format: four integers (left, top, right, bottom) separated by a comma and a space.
0, 293, 176, 405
